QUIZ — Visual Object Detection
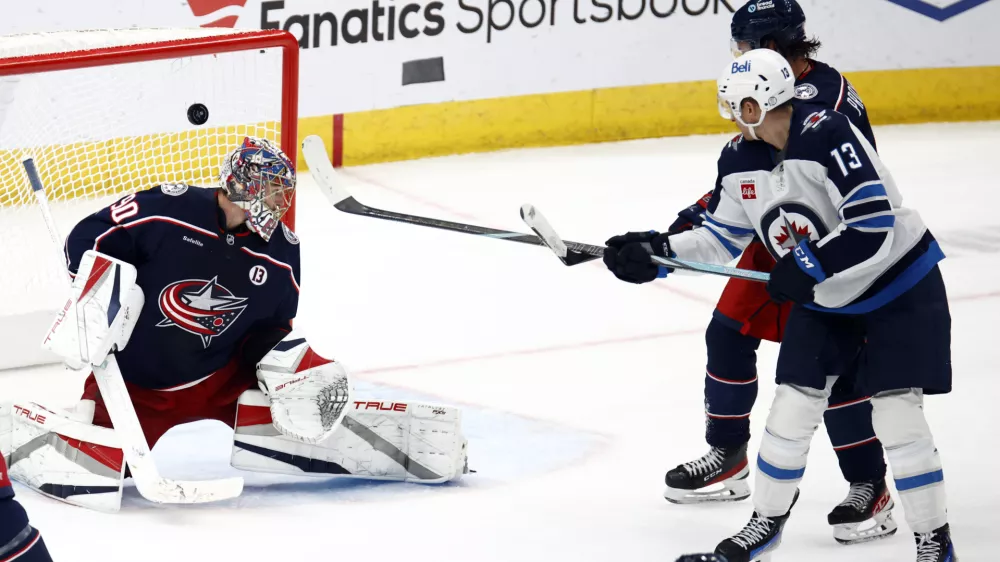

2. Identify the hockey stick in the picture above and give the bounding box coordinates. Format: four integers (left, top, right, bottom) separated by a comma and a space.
23, 158, 244, 505
520, 204, 771, 283
300, 135, 602, 266
301, 135, 768, 282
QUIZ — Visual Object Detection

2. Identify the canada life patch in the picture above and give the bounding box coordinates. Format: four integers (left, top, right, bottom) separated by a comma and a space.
741, 180, 757, 200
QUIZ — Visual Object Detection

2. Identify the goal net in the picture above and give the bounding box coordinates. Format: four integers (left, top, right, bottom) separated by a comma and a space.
0, 28, 299, 370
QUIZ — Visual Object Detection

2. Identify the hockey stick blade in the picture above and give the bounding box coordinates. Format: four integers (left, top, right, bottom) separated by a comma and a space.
25, 158, 244, 506
93, 358, 244, 504
301, 135, 601, 265
520, 204, 769, 282
519, 204, 603, 266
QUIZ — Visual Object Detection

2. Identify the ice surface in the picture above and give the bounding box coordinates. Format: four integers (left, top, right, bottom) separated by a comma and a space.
2, 121, 998, 561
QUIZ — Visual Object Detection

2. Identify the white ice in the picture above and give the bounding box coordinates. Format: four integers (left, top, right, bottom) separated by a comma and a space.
2, 121, 999, 561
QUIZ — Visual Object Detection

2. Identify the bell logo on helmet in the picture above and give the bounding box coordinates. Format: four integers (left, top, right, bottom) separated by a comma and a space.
731, 60, 752, 74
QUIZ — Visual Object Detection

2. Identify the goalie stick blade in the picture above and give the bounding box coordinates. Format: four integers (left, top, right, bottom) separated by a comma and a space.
93, 359, 244, 505
135, 476, 244, 504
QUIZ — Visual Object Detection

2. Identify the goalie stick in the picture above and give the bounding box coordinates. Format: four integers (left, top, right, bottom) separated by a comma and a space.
520, 204, 770, 283
23, 158, 244, 505
302, 135, 767, 282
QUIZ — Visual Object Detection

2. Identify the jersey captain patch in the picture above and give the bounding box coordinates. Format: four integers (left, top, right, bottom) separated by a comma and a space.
156, 276, 248, 347
761, 204, 830, 259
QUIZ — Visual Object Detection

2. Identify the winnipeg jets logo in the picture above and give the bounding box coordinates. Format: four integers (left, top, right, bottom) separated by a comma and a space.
761, 205, 830, 259
801, 110, 830, 134
157, 277, 248, 347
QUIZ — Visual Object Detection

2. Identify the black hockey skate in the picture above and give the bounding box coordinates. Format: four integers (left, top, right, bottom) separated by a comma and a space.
676, 555, 728, 562
827, 477, 897, 545
714, 490, 799, 562
664, 443, 750, 504
915, 524, 957, 562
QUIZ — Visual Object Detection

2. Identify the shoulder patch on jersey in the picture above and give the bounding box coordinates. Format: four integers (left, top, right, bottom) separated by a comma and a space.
160, 183, 189, 196
801, 110, 830, 134
282, 222, 299, 245
794, 84, 819, 100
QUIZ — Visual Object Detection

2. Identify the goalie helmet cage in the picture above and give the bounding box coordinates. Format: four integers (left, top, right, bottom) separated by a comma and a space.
0, 28, 300, 370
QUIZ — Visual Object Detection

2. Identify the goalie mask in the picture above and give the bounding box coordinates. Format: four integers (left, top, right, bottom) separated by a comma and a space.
220, 136, 296, 242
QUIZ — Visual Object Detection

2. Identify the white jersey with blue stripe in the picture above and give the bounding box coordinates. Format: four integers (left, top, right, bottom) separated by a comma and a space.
669, 105, 943, 312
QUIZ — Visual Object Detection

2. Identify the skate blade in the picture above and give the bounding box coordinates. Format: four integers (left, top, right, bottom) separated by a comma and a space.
664, 480, 751, 504
832, 508, 898, 545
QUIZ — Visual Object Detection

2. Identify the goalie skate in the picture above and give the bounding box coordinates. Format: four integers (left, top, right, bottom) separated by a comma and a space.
828, 477, 898, 545
664, 444, 750, 504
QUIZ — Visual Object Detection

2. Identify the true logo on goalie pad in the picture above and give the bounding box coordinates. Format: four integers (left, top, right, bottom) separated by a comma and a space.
156, 276, 248, 347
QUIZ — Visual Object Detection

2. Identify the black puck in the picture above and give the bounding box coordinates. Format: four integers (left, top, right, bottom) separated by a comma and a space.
187, 103, 209, 125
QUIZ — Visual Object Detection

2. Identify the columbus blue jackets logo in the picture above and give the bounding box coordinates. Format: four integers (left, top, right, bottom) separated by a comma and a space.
761, 204, 830, 260
157, 277, 247, 347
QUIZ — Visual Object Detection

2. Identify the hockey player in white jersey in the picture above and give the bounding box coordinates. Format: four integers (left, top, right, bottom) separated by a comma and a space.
603, 49, 956, 561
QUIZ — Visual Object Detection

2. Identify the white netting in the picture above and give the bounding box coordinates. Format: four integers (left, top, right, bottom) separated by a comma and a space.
0, 29, 288, 323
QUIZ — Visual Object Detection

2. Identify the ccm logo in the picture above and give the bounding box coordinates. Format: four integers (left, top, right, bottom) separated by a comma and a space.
873, 491, 891, 514
353, 401, 407, 412
741, 183, 756, 200
13, 405, 46, 425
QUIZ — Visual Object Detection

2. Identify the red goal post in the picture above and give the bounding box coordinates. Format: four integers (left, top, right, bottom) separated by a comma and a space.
0, 28, 300, 370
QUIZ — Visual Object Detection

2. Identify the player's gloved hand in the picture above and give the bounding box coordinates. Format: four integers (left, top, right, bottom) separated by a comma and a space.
667, 192, 713, 234
766, 240, 826, 305
603, 230, 673, 284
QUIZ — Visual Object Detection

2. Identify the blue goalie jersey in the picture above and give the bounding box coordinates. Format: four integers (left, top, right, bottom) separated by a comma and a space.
669, 104, 942, 312
64, 184, 301, 390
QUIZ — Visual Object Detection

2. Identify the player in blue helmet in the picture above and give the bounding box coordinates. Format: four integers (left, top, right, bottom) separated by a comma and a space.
603, 0, 890, 547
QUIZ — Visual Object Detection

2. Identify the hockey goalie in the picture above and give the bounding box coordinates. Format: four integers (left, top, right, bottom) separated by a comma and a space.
0, 137, 468, 512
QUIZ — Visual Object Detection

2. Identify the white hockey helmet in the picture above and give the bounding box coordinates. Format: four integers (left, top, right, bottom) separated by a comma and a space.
717, 48, 796, 129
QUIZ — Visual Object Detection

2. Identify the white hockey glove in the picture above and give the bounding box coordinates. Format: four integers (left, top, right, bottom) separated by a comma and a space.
41, 250, 144, 370
256, 330, 351, 444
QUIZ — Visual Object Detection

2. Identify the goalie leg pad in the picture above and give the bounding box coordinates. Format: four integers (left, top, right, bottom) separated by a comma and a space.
1, 401, 124, 513
232, 390, 468, 483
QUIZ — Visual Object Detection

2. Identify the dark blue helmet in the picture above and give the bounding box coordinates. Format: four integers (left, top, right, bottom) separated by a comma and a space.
730, 0, 806, 55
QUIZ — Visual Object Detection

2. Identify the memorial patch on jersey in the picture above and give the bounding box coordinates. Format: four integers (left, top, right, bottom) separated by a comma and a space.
156, 276, 248, 347
795, 84, 819, 100
160, 183, 189, 196
761, 204, 830, 259
282, 222, 299, 245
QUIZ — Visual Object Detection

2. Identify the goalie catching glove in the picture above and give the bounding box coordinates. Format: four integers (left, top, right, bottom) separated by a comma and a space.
41, 250, 144, 369
256, 331, 351, 444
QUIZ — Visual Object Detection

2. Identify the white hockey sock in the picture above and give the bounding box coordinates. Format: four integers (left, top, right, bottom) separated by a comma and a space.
754, 382, 830, 517
872, 389, 947, 533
